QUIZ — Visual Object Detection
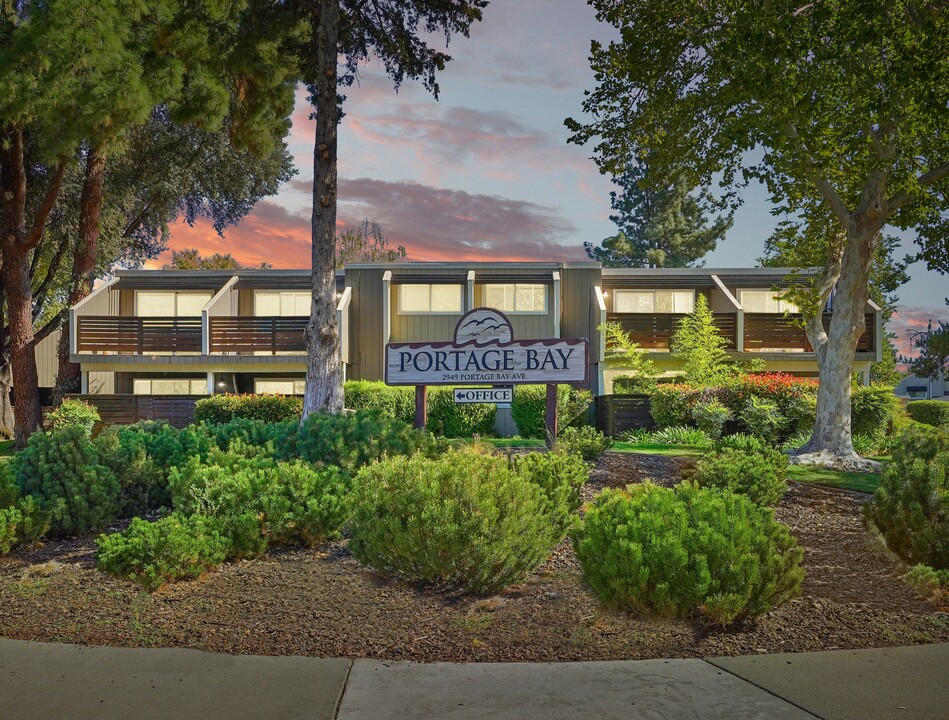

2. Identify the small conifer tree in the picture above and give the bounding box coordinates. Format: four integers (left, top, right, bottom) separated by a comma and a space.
671, 295, 748, 386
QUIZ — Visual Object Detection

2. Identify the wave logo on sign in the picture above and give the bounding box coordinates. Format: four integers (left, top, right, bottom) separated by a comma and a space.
453, 308, 513, 345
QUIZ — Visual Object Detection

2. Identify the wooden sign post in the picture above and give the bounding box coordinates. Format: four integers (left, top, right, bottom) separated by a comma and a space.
385, 308, 588, 448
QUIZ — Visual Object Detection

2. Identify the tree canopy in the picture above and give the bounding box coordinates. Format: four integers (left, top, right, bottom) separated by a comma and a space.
908, 321, 949, 382
336, 219, 406, 267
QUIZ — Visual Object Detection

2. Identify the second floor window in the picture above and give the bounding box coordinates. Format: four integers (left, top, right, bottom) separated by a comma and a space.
398, 284, 463, 313
255, 291, 311, 316
738, 289, 800, 314
613, 290, 695, 313
483, 283, 547, 313
136, 291, 211, 317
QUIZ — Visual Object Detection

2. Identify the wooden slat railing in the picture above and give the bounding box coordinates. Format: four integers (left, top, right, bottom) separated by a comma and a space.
209, 316, 308, 354
76, 317, 202, 354
606, 312, 737, 350
744, 313, 875, 353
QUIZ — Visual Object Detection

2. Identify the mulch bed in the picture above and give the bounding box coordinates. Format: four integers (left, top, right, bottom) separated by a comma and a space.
1, 451, 946, 661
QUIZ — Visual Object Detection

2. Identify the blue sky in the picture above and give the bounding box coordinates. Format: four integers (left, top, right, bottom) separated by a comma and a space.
167, 0, 946, 352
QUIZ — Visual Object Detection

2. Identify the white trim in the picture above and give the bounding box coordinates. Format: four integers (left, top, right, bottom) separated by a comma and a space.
552, 271, 561, 338
70, 277, 119, 355
201, 276, 239, 355
466, 270, 475, 311
711, 274, 743, 352
382, 271, 392, 351
336, 286, 352, 364
206, 372, 215, 395
594, 286, 607, 395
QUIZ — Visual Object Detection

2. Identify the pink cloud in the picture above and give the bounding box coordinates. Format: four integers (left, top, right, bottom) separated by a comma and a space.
889, 305, 947, 361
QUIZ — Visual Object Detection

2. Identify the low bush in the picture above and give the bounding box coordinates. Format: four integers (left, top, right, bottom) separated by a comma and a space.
865, 424, 949, 569
688, 447, 789, 506
96, 514, 231, 591
738, 396, 787, 441
11, 427, 120, 537
0, 505, 22, 555
907, 400, 949, 429
426, 387, 496, 437
45, 398, 101, 436
511, 385, 592, 439
0, 466, 51, 553
904, 564, 949, 606
650, 384, 695, 428
194, 393, 303, 424
283, 410, 446, 471
512, 450, 589, 538
851, 385, 899, 437
719, 433, 769, 453
691, 400, 732, 441
573, 483, 805, 625
197, 417, 296, 453
349, 449, 579, 594
556, 426, 612, 462
343, 381, 415, 423
651, 426, 713, 448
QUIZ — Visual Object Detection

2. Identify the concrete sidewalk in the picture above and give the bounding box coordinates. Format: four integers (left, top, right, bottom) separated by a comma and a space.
1, 639, 946, 720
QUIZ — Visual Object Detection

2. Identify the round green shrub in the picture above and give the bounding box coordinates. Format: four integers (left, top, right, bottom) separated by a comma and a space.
573, 483, 804, 625
511, 450, 589, 537
511, 386, 593, 439
851, 385, 899, 436
349, 449, 579, 594
691, 399, 733, 441
650, 384, 696, 428
45, 398, 100, 436
718, 433, 768, 453
11, 427, 120, 537
906, 400, 949, 429
556, 426, 613, 462
738, 396, 788, 441
194, 393, 302, 424
282, 410, 446, 471
343, 381, 415, 423
865, 424, 949, 569
96, 514, 231, 591
688, 447, 789, 506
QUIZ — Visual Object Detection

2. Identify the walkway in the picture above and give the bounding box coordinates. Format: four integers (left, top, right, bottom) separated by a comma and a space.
2, 639, 946, 719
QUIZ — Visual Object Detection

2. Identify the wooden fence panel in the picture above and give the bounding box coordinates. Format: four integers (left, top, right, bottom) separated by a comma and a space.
595, 394, 654, 436
67, 395, 201, 428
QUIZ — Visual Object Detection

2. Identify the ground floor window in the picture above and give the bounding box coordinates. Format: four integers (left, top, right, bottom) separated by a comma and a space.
132, 378, 208, 395
254, 378, 306, 395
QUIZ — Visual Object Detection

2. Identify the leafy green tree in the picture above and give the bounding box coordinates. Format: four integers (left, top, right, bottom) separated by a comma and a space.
336, 219, 406, 268
599, 321, 658, 393
567, 1, 949, 466
586, 160, 732, 268
760, 201, 910, 387
295, 0, 487, 418
671, 295, 748, 386
164, 248, 272, 271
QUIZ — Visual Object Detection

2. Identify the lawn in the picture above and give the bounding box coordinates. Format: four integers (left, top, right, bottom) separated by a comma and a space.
787, 464, 881, 494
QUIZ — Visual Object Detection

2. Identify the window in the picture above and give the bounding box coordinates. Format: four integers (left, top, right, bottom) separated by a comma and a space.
613, 290, 695, 313
398, 284, 463, 313
906, 386, 928, 399
738, 289, 800, 314
254, 378, 306, 395
483, 284, 547, 313
132, 378, 208, 395
135, 291, 212, 317
254, 291, 310, 317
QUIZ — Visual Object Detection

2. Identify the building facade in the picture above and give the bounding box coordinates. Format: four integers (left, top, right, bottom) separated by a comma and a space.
32, 262, 882, 403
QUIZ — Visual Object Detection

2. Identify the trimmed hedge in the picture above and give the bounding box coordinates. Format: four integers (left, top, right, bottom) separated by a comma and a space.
194, 394, 303, 424
907, 400, 949, 428
573, 482, 805, 625
511, 385, 592, 439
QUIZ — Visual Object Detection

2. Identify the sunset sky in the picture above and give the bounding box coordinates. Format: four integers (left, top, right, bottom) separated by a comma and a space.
163, 0, 946, 356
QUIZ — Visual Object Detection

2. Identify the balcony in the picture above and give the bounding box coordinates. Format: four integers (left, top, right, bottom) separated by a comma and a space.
743, 313, 875, 353
208, 317, 308, 354
76, 317, 202, 354
606, 312, 737, 350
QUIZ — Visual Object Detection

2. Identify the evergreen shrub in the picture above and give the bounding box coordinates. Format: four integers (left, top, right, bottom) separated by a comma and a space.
349, 449, 583, 594
556, 426, 613, 462
194, 393, 302, 424
573, 483, 805, 625
511, 385, 592, 439
343, 381, 415, 423
96, 514, 231, 590
851, 385, 899, 436
738, 396, 788, 441
426, 387, 496, 437
11, 427, 120, 536
906, 400, 949, 429
865, 424, 949, 569
45, 398, 100, 436
691, 399, 732, 441
688, 447, 789, 506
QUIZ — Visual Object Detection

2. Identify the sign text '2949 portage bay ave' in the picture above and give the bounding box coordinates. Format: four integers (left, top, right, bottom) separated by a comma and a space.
384, 308, 589, 386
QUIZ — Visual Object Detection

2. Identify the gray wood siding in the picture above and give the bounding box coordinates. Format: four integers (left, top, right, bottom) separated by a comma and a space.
347, 268, 386, 381
560, 267, 601, 390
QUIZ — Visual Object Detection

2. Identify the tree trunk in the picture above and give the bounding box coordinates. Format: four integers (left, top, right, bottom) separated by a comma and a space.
302, 0, 344, 418
53, 149, 107, 405
795, 216, 880, 472
2, 247, 43, 447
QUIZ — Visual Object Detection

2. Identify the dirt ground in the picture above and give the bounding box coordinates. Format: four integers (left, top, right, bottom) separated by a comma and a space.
1, 451, 946, 661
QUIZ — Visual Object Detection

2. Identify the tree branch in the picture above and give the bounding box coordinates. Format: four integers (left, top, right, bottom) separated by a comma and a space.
23, 158, 68, 250
886, 161, 949, 212
784, 121, 851, 224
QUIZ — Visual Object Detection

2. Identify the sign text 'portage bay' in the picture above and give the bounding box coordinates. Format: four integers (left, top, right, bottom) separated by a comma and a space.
385, 308, 589, 386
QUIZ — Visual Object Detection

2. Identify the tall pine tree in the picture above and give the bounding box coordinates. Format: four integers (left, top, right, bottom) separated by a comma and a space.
585, 158, 732, 268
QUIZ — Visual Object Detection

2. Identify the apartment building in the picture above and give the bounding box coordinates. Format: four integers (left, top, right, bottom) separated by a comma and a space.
37, 262, 881, 406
